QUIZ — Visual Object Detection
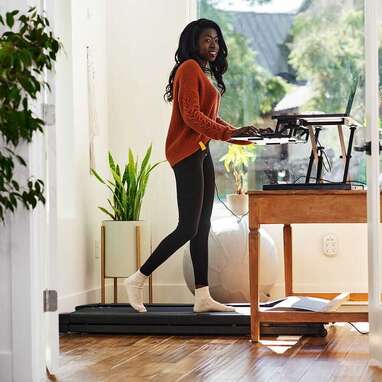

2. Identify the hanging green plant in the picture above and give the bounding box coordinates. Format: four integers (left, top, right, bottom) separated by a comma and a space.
0, 6, 61, 223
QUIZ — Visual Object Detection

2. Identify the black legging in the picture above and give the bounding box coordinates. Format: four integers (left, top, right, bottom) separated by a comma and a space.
140, 143, 214, 286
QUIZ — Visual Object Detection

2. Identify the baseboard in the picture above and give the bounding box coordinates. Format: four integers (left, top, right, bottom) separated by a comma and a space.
59, 286, 101, 313
58, 282, 195, 313
147, 283, 194, 303
0, 351, 12, 382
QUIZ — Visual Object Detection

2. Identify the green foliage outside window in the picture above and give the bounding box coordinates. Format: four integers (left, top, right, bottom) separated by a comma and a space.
199, 0, 287, 195
289, 2, 366, 115
199, 0, 287, 127
200, 0, 378, 190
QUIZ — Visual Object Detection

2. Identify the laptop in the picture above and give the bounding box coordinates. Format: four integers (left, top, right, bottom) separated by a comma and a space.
271, 75, 359, 121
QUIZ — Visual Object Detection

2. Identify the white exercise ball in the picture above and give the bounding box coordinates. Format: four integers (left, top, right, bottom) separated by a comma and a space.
183, 214, 279, 302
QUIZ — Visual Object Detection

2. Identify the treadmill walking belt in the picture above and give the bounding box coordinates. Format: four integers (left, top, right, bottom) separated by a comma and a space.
59, 303, 328, 337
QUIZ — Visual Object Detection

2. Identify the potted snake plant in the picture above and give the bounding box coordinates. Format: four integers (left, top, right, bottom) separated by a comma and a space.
219, 145, 256, 216
91, 144, 164, 277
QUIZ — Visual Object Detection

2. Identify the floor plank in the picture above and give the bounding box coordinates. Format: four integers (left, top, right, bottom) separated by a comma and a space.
47, 324, 381, 382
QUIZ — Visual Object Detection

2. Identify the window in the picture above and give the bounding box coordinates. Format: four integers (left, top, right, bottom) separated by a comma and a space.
198, 0, 369, 201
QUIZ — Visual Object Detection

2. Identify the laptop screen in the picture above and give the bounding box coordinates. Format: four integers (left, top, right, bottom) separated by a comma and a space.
345, 75, 359, 115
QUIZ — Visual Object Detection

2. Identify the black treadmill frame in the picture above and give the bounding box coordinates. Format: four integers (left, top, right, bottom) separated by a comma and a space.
59, 303, 328, 337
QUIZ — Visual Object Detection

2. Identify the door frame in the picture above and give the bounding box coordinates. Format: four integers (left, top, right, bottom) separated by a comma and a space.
365, 0, 382, 362
9, 0, 59, 380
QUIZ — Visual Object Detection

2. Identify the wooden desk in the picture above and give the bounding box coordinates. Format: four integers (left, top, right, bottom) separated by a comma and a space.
248, 190, 370, 342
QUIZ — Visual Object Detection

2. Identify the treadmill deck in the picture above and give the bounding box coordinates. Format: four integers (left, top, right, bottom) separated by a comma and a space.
59, 303, 328, 337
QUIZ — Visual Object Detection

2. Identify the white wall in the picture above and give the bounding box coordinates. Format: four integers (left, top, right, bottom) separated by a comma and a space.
106, 0, 197, 302
56, 0, 110, 312
57, 0, 199, 312
266, 223, 368, 298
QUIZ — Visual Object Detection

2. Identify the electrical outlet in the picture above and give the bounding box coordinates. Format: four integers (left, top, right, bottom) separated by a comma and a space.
95, 240, 100, 259
323, 234, 337, 257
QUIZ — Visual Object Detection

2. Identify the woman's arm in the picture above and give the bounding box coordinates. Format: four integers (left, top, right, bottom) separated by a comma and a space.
216, 116, 235, 129
177, 61, 235, 141
216, 116, 253, 146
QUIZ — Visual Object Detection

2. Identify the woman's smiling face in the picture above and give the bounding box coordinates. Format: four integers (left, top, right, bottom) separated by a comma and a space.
197, 28, 219, 63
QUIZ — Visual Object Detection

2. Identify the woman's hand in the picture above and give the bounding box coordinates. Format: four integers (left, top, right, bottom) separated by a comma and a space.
231, 125, 259, 137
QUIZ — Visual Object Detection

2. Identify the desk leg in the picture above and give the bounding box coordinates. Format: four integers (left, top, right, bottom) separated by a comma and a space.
283, 224, 293, 296
249, 225, 260, 342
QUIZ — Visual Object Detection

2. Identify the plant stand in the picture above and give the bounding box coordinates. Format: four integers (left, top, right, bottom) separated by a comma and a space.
100, 225, 153, 303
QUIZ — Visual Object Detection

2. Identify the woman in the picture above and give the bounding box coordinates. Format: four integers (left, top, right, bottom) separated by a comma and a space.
124, 18, 257, 313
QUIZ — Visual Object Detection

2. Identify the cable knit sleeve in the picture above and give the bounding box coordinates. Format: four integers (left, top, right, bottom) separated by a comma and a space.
216, 116, 235, 129
216, 116, 253, 146
177, 62, 235, 141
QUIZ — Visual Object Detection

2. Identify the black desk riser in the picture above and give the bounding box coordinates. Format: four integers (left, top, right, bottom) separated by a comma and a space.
263, 113, 358, 191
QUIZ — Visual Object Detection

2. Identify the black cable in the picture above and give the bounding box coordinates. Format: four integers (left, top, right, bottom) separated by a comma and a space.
293, 175, 307, 184
347, 322, 369, 335
317, 145, 329, 173
293, 144, 368, 187
323, 150, 331, 172
317, 139, 332, 173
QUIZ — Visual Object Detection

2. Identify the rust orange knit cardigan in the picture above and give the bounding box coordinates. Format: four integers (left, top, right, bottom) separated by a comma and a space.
165, 59, 250, 167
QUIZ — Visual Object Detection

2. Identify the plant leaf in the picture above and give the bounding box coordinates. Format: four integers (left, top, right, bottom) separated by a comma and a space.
98, 206, 115, 220
6, 12, 14, 28
108, 151, 116, 172
91, 168, 106, 185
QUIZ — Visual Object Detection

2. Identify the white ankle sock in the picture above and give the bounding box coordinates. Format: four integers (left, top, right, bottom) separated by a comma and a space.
193, 286, 236, 313
124, 269, 149, 313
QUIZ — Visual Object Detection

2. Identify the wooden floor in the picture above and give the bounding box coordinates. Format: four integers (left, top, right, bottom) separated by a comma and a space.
48, 324, 382, 381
